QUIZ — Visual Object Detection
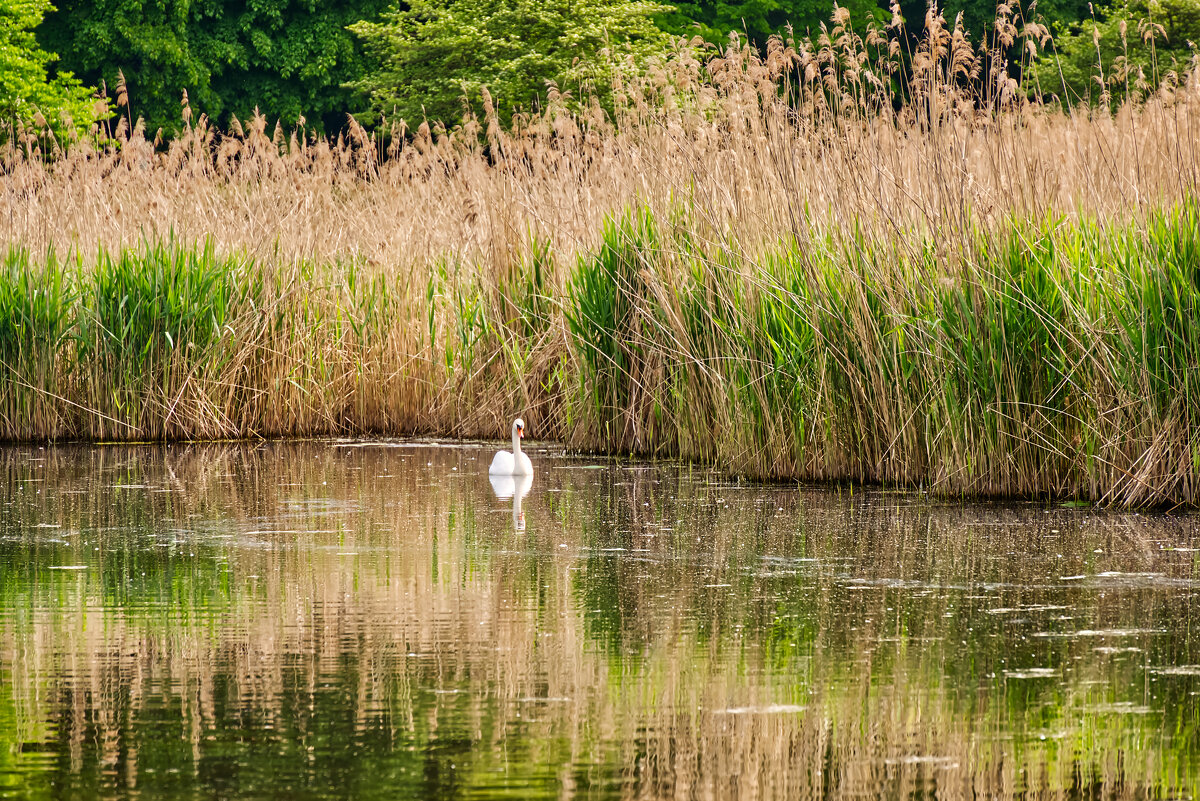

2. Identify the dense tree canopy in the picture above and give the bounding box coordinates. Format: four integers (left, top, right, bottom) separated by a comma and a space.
37, 0, 389, 135
16, 0, 1133, 139
1, 0, 100, 136
1030, 0, 1199, 102
656, 0, 884, 45
350, 0, 672, 127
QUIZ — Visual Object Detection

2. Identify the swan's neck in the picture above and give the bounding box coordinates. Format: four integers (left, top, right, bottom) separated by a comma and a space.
512, 432, 523, 456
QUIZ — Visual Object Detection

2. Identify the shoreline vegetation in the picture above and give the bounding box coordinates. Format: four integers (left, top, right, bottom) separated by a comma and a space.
2, 8, 1199, 507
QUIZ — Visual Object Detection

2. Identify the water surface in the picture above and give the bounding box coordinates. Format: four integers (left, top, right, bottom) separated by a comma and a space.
1, 441, 1198, 799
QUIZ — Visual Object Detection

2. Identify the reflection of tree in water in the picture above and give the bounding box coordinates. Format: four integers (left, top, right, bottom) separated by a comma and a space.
0, 443, 1197, 799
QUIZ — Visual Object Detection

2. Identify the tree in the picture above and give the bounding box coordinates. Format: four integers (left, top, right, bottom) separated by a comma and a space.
1, 0, 101, 136
349, 0, 672, 127
1029, 0, 1200, 103
36, 0, 389, 136
657, 0, 885, 46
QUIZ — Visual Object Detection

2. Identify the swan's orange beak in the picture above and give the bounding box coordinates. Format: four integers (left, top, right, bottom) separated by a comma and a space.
518, 428, 524, 438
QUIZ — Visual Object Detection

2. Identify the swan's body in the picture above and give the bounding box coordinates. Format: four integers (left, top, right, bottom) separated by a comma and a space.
489, 450, 531, 476
489, 418, 533, 476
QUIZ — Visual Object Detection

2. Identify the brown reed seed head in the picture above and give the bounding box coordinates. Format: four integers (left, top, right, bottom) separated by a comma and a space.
0, 4, 1195, 271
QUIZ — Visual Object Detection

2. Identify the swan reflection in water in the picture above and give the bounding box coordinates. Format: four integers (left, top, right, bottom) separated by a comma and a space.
489, 472, 534, 530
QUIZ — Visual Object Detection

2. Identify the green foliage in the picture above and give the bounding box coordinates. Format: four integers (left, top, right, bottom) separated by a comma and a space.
350, 0, 672, 127
1030, 0, 1200, 103
566, 210, 658, 438
0, 0, 101, 136
890, 0, 1088, 53
498, 234, 554, 341
0, 247, 73, 374
36, 0, 389, 135
657, 0, 885, 45
1107, 204, 1200, 410
0, 248, 74, 432
751, 248, 818, 445
83, 240, 245, 388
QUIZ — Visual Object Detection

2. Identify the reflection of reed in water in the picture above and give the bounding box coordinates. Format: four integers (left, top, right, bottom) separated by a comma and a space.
0, 443, 1196, 799
489, 471, 533, 530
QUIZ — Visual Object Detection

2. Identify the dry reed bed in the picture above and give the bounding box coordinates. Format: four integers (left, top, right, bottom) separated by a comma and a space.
1, 15, 1199, 505
3, 14, 1198, 264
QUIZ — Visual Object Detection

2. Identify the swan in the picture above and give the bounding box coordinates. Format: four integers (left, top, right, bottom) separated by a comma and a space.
489, 418, 533, 476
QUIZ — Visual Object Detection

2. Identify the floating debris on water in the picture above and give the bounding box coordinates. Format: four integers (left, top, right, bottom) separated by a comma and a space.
1004, 668, 1059, 679
713, 705, 807, 715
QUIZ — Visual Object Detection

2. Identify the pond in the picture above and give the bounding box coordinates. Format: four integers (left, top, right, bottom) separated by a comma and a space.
0, 441, 1198, 800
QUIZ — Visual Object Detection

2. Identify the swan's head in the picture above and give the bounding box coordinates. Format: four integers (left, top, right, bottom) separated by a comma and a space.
512, 418, 526, 439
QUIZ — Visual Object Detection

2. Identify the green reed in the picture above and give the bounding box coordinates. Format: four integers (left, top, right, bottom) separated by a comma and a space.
0, 248, 75, 437
81, 240, 251, 431
561, 205, 1200, 505
0, 206, 1197, 505
566, 209, 661, 449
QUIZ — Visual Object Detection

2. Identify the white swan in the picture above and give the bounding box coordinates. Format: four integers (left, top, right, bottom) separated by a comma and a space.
489, 418, 533, 476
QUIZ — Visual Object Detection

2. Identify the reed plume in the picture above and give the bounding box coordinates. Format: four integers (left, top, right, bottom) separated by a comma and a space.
1, 7, 1198, 505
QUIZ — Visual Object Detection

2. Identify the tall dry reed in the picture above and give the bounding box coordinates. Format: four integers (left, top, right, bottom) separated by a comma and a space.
1, 6, 1198, 505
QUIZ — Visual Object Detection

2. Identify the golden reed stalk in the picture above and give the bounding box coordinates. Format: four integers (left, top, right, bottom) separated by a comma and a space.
1, 6, 1197, 505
